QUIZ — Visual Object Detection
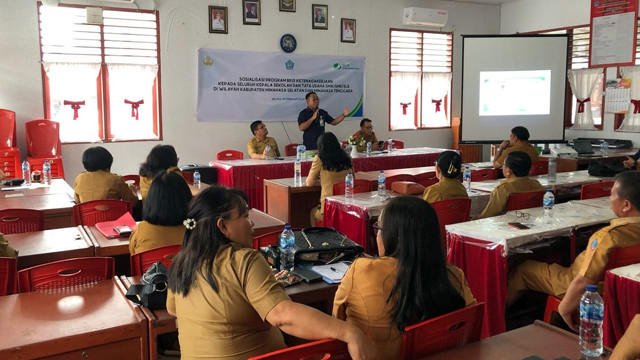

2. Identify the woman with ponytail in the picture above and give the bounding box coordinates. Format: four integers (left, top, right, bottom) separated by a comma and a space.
422, 150, 468, 203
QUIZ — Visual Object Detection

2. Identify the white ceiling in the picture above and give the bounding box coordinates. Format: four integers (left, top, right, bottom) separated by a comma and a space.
447, 0, 520, 4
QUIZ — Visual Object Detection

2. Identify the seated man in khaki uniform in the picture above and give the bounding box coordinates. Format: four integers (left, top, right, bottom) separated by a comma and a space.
247, 120, 280, 159
0, 233, 18, 258
479, 151, 544, 218
493, 126, 539, 169
507, 171, 640, 330
351, 118, 380, 153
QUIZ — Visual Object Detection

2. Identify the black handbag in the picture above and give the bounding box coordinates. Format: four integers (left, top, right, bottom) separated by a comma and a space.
587, 160, 626, 177
294, 227, 363, 264
126, 262, 169, 310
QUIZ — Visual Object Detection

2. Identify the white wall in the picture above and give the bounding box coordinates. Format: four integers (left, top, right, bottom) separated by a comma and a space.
501, 0, 639, 148
0, 0, 500, 182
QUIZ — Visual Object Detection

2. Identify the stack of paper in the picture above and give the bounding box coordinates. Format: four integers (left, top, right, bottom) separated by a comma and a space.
310, 261, 351, 284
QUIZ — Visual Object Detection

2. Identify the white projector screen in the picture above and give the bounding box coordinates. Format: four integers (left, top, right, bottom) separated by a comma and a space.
460, 35, 568, 143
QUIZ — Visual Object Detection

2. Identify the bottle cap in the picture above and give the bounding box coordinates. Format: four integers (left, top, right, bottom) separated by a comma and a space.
585, 284, 597, 292
284, 225, 292, 230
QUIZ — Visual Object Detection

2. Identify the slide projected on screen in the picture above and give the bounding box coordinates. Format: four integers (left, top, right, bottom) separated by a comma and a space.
479, 70, 551, 116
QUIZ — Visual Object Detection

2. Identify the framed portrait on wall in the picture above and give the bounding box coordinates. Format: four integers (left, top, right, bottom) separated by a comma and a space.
341, 18, 355, 43
209, 6, 228, 34
312, 4, 328, 30
279, 0, 295, 12
243, 0, 261, 25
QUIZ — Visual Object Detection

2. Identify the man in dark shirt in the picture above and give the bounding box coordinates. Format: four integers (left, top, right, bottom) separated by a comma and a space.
623, 148, 640, 170
297, 91, 349, 151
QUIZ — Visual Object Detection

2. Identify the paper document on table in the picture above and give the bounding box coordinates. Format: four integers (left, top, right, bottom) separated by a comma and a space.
310, 261, 351, 284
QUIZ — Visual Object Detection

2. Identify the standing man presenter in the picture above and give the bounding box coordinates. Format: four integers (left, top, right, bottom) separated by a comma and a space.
298, 91, 349, 151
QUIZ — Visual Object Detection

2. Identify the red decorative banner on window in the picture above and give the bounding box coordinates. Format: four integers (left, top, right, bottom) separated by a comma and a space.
432, 99, 442, 112
400, 102, 411, 115
577, 97, 591, 113
63, 100, 85, 120
124, 99, 144, 120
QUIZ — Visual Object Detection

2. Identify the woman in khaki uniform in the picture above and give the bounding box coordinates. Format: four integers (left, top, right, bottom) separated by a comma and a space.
333, 196, 476, 360
306, 132, 353, 225
423, 150, 468, 203
138, 145, 183, 202
128, 171, 192, 254
73, 146, 138, 205
167, 187, 375, 360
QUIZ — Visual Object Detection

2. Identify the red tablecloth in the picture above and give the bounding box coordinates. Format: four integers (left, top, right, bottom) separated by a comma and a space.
447, 232, 508, 338
604, 269, 640, 347
323, 197, 372, 252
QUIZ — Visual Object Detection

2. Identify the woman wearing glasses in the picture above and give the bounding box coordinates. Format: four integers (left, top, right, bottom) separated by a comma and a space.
333, 196, 476, 360
422, 150, 468, 203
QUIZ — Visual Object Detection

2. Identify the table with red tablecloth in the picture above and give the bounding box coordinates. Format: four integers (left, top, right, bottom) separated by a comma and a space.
446, 197, 615, 338
604, 263, 640, 348
210, 147, 448, 210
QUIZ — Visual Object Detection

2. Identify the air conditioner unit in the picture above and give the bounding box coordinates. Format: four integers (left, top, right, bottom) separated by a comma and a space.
403, 7, 448, 27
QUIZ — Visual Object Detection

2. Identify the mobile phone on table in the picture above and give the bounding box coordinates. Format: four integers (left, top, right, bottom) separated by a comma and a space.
508, 222, 529, 230
113, 225, 132, 237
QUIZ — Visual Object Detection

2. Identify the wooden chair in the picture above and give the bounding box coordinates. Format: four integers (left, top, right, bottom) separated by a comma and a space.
247, 338, 349, 360
216, 149, 244, 160
471, 168, 498, 182
130, 244, 182, 276
383, 139, 404, 150
18, 257, 115, 292
415, 171, 438, 187
528, 160, 549, 176
543, 243, 640, 324
386, 174, 417, 188
0, 257, 17, 296
432, 198, 472, 253
72, 199, 133, 226
400, 302, 485, 359
580, 181, 614, 200
284, 143, 298, 156
122, 174, 140, 188
506, 190, 546, 212
0, 209, 45, 234
332, 179, 373, 195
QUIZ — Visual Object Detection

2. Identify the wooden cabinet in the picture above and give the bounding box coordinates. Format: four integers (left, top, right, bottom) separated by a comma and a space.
42, 338, 142, 360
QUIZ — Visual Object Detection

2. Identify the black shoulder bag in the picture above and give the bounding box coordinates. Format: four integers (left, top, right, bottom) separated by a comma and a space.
294, 227, 363, 265
125, 262, 169, 310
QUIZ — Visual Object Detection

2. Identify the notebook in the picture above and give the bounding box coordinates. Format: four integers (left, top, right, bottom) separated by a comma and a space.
95, 212, 137, 239
573, 139, 597, 156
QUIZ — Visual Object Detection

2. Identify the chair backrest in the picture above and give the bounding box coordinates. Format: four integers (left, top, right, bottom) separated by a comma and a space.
0, 209, 45, 234
72, 199, 133, 226
0, 109, 17, 148
0, 257, 17, 296
25, 119, 62, 158
216, 149, 244, 160
431, 198, 472, 240
284, 143, 298, 156
528, 160, 549, 176
18, 257, 115, 292
383, 139, 405, 150
332, 179, 373, 195
130, 244, 182, 276
606, 243, 640, 270
122, 174, 140, 188
470, 168, 497, 182
400, 302, 485, 360
415, 171, 438, 187
247, 338, 350, 360
386, 174, 417, 188
580, 181, 614, 200
506, 190, 546, 212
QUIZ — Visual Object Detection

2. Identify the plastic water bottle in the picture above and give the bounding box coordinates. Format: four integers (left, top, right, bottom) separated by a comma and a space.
366, 141, 372, 156
542, 189, 555, 224
293, 158, 302, 186
463, 165, 471, 191
377, 170, 386, 199
579, 285, 604, 358
297, 144, 306, 160
387, 139, 393, 152
193, 170, 201, 189
265, 144, 272, 160
42, 160, 51, 185
279, 225, 296, 271
600, 140, 609, 157
22, 160, 31, 186
548, 157, 557, 183
345, 172, 354, 201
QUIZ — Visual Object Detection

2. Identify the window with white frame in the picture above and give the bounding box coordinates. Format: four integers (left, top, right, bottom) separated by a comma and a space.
38, 4, 161, 143
389, 30, 452, 130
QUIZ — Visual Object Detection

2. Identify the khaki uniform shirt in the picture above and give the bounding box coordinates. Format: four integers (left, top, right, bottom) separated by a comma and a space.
167, 244, 290, 360
73, 170, 138, 205
479, 176, 544, 218
422, 177, 468, 203
247, 137, 280, 158
0, 233, 18, 258
495, 142, 540, 165
128, 221, 185, 255
307, 156, 352, 219
352, 130, 379, 152
333, 257, 476, 360
139, 166, 183, 202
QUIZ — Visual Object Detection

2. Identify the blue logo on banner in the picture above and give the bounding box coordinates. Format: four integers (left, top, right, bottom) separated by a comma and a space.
285, 60, 294, 70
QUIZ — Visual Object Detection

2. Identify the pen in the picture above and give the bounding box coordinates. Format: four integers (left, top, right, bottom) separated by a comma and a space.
330, 267, 338, 272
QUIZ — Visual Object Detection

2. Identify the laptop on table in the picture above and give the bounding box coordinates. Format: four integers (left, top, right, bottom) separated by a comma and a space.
573, 139, 599, 157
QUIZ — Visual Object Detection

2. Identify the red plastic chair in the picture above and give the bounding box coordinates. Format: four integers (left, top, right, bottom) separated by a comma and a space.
400, 302, 485, 359
248, 338, 349, 360
284, 143, 298, 156
528, 160, 549, 176
72, 199, 133, 226
130, 244, 182, 276
432, 198, 472, 252
0, 109, 17, 148
25, 119, 62, 158
122, 174, 140, 188
386, 174, 417, 189
0, 209, 45, 234
471, 168, 498, 182
415, 171, 438, 187
580, 181, 614, 200
18, 257, 115, 293
0, 257, 17, 296
216, 149, 244, 160
332, 179, 373, 195
506, 190, 546, 212
383, 139, 405, 150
